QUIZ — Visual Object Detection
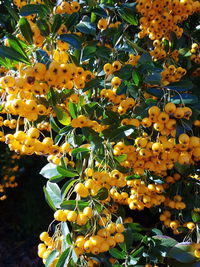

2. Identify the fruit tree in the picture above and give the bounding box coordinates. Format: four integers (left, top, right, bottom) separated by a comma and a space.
0, 0, 200, 266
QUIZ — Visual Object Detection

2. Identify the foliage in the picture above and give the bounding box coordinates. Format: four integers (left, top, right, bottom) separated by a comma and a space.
0, 0, 200, 266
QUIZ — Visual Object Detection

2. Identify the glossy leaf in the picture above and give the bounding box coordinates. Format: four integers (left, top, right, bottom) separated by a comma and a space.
18, 17, 33, 44
40, 163, 61, 179
168, 242, 196, 263
55, 248, 71, 267
51, 14, 62, 34
57, 166, 78, 178
109, 248, 126, 260
46, 181, 62, 208
36, 18, 50, 36
54, 106, 71, 126
166, 80, 193, 91
95, 187, 109, 200
59, 34, 82, 49
20, 4, 49, 17
61, 200, 89, 210
0, 45, 29, 64
45, 250, 59, 267
76, 17, 96, 35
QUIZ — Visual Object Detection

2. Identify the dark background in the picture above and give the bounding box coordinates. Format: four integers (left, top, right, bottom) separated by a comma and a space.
0, 155, 52, 267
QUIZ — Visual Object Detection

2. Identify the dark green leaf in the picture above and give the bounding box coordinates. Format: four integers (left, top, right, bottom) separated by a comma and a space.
6, 34, 28, 59
124, 227, 134, 249
18, 17, 33, 44
71, 147, 90, 157
63, 12, 79, 31
168, 242, 196, 264
55, 248, 71, 267
36, 18, 50, 36
5, 4, 19, 21
61, 200, 89, 210
95, 187, 108, 200
166, 81, 193, 91
59, 34, 82, 49
114, 64, 133, 80
118, 3, 138, 25
61, 179, 78, 199
57, 166, 78, 178
43, 186, 56, 211
50, 116, 61, 133
0, 45, 29, 64
109, 248, 126, 260
51, 14, 62, 34
76, 17, 96, 35
20, 4, 49, 17
69, 101, 77, 119
82, 45, 97, 61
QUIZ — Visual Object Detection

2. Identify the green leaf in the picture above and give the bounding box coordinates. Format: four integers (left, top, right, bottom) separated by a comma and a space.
43, 186, 56, 211
144, 71, 161, 85
45, 250, 59, 267
103, 125, 135, 142
114, 64, 133, 80
20, 4, 49, 17
46, 181, 62, 208
132, 70, 140, 86
18, 17, 33, 44
0, 45, 29, 64
126, 174, 141, 180
61, 200, 89, 210
166, 81, 193, 91
192, 211, 200, 223
71, 147, 90, 157
131, 246, 144, 258
59, 126, 73, 135
6, 34, 28, 60
40, 163, 61, 179
55, 248, 71, 267
179, 48, 192, 57
128, 223, 143, 232
118, 3, 138, 25
109, 248, 126, 260
61, 179, 78, 199
76, 17, 96, 35
174, 162, 191, 175
168, 242, 196, 264
95, 187, 108, 200
59, 34, 82, 49
96, 46, 112, 60
51, 14, 62, 34
57, 166, 78, 178
151, 235, 178, 257
68, 101, 77, 119
83, 78, 103, 92
82, 45, 97, 61
114, 154, 127, 163
63, 12, 79, 31
5, 4, 19, 21
54, 106, 71, 126
124, 227, 134, 249
36, 18, 50, 36
82, 127, 103, 150
50, 116, 60, 133
92, 7, 108, 17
